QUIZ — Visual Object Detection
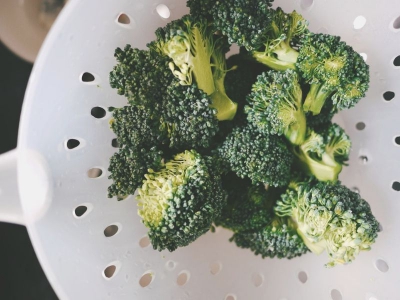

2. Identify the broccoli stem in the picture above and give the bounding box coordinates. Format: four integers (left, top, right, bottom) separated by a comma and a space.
252, 52, 296, 71
191, 27, 216, 95
284, 108, 306, 145
211, 78, 238, 120
274, 42, 299, 64
296, 228, 326, 254
303, 83, 334, 115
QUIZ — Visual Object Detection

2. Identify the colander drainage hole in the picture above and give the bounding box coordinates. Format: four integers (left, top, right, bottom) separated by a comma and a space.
74, 205, 87, 217
359, 156, 368, 164
87, 168, 103, 178
383, 91, 395, 101
393, 16, 400, 30
139, 272, 154, 287
356, 122, 366, 130
210, 262, 222, 275
394, 136, 400, 146
81, 72, 95, 82
117, 13, 130, 24
104, 265, 117, 279
91, 107, 106, 119
104, 224, 119, 237
112, 138, 119, 148
225, 294, 237, 300
251, 273, 263, 287
177, 271, 190, 286
300, 0, 313, 10
392, 181, 400, 192
139, 236, 151, 248
375, 259, 389, 272
66, 139, 80, 150
393, 55, 400, 67
298, 271, 307, 283
353, 16, 366, 29
331, 289, 342, 300
156, 4, 171, 19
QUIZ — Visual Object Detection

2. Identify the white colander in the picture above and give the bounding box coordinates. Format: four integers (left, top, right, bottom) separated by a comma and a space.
0, 0, 399, 299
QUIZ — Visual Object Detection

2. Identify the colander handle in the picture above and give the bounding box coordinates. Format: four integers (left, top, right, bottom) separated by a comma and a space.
0, 149, 24, 225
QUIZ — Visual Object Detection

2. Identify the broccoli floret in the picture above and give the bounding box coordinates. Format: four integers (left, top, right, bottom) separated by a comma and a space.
214, 5, 308, 71
218, 123, 293, 187
148, 15, 237, 120
137, 150, 226, 251
246, 69, 307, 145
215, 173, 274, 232
186, 0, 215, 22
231, 216, 309, 259
306, 98, 337, 130
297, 33, 370, 115
213, 0, 274, 51
275, 180, 379, 267
293, 123, 351, 181
164, 82, 219, 149
109, 46, 174, 106
109, 106, 167, 148
108, 146, 164, 199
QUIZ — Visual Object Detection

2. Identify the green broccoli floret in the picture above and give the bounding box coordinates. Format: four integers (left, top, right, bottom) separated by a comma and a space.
148, 15, 237, 120
164, 82, 219, 149
109, 46, 174, 106
213, 0, 274, 51
109, 106, 167, 148
108, 146, 163, 199
231, 216, 310, 259
297, 33, 370, 115
246, 69, 307, 145
214, 5, 308, 71
293, 123, 351, 182
306, 98, 337, 130
186, 0, 215, 22
275, 180, 379, 267
218, 123, 293, 187
136, 150, 226, 251
215, 173, 274, 232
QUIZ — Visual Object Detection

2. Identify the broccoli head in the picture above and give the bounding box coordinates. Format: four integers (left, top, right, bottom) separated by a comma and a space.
164, 82, 219, 149
275, 180, 379, 267
293, 123, 351, 182
215, 173, 274, 232
108, 146, 164, 199
297, 33, 369, 115
231, 216, 309, 259
137, 150, 226, 251
109, 46, 173, 106
217, 123, 293, 187
246, 69, 307, 145
109, 105, 167, 149
148, 15, 237, 120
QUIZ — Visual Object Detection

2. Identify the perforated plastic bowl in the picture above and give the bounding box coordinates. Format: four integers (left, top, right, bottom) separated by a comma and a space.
0, 0, 399, 299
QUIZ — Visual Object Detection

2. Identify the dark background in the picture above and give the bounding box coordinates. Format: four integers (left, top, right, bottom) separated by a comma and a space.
0, 41, 58, 299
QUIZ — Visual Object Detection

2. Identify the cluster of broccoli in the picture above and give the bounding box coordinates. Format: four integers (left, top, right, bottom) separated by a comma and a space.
107, 0, 379, 268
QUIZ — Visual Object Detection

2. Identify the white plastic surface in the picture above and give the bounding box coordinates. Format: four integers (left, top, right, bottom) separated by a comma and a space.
14, 0, 400, 299
0, 150, 24, 225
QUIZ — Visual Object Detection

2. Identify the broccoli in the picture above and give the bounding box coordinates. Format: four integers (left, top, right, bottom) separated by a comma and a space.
293, 123, 351, 182
214, 5, 308, 71
109, 46, 174, 106
297, 33, 370, 115
217, 123, 293, 187
231, 216, 310, 259
107, 146, 164, 199
215, 173, 274, 232
275, 180, 379, 267
246, 69, 307, 145
186, 0, 215, 22
136, 150, 226, 251
109, 105, 167, 148
164, 82, 219, 149
148, 15, 237, 120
